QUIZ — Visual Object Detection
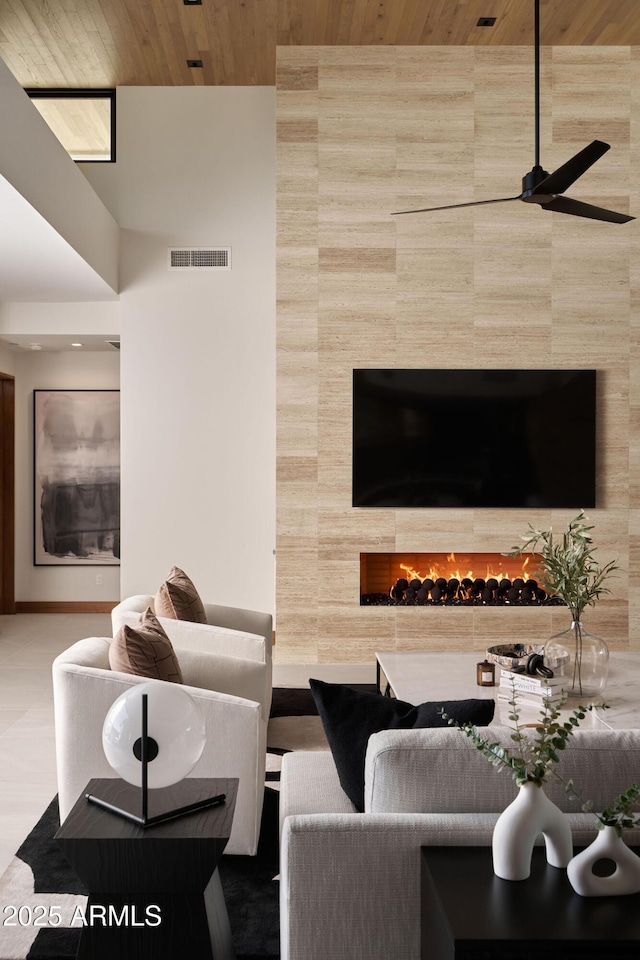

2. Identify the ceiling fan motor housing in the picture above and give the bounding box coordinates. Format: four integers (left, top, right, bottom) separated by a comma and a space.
522, 165, 551, 202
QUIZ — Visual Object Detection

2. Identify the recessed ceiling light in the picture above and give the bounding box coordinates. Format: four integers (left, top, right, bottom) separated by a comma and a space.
29, 343, 42, 351
71, 342, 83, 347
477, 16, 497, 26
187, 59, 203, 68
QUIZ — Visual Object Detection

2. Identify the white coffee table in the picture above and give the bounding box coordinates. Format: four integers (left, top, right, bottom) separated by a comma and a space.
375, 650, 640, 729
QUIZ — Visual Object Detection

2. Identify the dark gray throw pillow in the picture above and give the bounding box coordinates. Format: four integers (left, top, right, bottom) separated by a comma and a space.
309, 678, 495, 811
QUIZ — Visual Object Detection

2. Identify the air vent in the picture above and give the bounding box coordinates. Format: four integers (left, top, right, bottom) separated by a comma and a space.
168, 247, 231, 271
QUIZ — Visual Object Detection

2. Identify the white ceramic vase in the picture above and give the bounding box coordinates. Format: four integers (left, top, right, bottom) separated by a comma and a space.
493, 780, 573, 881
567, 826, 640, 896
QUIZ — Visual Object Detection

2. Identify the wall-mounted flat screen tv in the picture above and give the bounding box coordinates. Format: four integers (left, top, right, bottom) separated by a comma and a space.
352, 369, 596, 508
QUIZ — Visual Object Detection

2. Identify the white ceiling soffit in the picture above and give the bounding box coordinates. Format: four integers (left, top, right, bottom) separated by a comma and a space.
0, 334, 120, 352
0, 173, 118, 303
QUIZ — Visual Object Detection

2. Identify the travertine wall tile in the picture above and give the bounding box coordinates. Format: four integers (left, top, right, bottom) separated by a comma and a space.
474, 607, 554, 648
395, 509, 474, 551
395, 605, 476, 647
396, 297, 475, 365
276, 45, 637, 663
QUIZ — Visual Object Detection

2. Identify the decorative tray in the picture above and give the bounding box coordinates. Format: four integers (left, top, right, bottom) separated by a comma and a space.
486, 643, 569, 672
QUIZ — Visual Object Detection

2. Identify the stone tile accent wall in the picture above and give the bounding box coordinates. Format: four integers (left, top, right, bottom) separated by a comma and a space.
276, 45, 637, 663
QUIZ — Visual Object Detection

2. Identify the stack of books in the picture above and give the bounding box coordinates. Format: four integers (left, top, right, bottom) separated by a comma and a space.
498, 669, 567, 709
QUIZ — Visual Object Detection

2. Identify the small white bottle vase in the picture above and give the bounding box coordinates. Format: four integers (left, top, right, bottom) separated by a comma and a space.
567, 826, 640, 896
493, 780, 573, 881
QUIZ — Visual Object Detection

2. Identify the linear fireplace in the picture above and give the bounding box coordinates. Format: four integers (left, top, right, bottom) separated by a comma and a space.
360, 552, 563, 607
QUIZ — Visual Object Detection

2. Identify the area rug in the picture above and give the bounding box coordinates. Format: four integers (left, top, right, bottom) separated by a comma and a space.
0, 684, 375, 960
266, 682, 377, 780
0, 788, 280, 960
0, 684, 338, 960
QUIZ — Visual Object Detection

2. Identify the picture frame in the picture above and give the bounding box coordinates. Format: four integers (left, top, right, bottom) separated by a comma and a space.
33, 389, 120, 566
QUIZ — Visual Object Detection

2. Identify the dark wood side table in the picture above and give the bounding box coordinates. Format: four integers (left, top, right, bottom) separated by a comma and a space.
56, 777, 238, 960
421, 845, 640, 960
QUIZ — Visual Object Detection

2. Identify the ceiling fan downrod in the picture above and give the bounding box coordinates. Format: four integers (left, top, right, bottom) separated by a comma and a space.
534, 0, 540, 169
525, 0, 550, 197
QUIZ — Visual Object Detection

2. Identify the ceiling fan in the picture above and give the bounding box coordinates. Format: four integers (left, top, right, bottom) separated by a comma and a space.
392, 0, 634, 224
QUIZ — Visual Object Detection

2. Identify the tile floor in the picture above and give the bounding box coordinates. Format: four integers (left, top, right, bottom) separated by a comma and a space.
0, 613, 113, 876
0, 613, 374, 876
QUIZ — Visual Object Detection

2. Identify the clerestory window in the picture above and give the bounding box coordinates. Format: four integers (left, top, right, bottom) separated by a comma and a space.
25, 88, 116, 162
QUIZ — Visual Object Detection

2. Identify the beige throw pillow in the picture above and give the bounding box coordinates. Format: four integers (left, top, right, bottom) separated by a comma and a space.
110, 607, 183, 683
155, 566, 207, 623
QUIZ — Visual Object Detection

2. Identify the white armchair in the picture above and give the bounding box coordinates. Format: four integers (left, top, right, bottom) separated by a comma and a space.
111, 595, 273, 712
52, 635, 269, 855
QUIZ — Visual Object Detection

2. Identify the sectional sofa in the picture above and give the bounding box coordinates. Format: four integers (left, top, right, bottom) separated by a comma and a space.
279, 726, 640, 960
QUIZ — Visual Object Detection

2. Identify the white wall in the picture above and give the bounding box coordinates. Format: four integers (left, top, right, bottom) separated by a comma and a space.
82, 88, 276, 614
15, 350, 121, 601
0, 57, 119, 296
0, 301, 120, 338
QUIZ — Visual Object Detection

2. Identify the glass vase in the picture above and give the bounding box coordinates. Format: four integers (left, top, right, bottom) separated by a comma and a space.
544, 619, 608, 699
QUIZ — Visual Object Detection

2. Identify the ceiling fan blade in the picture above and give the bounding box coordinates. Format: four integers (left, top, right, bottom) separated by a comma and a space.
392, 195, 522, 216
532, 141, 610, 196
542, 195, 634, 224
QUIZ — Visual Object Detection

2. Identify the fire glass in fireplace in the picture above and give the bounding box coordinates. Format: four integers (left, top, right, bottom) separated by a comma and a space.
360, 552, 565, 606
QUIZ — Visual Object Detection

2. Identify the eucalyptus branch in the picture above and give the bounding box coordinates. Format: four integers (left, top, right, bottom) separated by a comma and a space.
595, 784, 640, 836
564, 781, 640, 837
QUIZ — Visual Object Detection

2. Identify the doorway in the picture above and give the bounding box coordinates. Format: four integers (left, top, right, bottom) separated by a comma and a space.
0, 373, 15, 614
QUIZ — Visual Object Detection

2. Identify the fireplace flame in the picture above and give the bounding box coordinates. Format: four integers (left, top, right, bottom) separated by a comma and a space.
399, 552, 536, 584
360, 550, 548, 605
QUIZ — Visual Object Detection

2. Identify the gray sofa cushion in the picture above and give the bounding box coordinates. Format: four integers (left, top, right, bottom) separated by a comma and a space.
364, 726, 640, 814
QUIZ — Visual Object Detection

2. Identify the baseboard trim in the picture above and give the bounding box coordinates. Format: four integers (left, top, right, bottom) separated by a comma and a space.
15, 601, 117, 614
14, 603, 277, 635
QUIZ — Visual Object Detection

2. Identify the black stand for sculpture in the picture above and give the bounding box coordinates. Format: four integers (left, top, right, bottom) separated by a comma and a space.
56, 777, 238, 960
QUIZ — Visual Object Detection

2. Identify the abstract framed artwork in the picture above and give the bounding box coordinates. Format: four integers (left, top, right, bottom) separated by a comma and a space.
34, 390, 120, 565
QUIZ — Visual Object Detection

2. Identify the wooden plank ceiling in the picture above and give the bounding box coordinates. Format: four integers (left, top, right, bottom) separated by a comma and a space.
0, 0, 639, 88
